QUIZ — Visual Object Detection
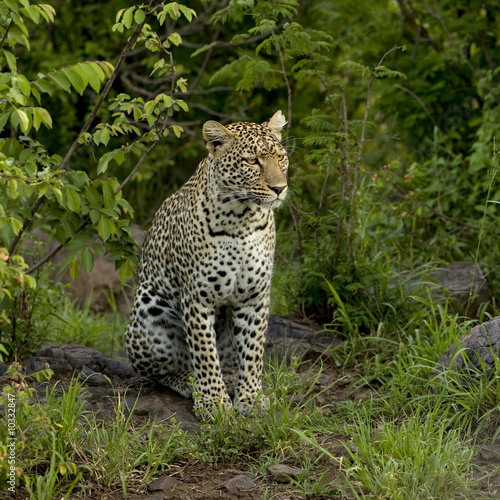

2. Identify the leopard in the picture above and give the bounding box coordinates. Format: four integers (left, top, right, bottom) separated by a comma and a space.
125, 111, 289, 420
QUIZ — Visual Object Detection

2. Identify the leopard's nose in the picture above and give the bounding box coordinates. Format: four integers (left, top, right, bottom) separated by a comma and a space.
268, 185, 287, 196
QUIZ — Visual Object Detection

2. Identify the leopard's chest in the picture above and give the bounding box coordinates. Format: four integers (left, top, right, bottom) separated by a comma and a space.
191, 216, 275, 306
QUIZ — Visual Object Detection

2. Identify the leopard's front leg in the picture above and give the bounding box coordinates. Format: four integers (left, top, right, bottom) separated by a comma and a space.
232, 301, 270, 416
182, 295, 232, 420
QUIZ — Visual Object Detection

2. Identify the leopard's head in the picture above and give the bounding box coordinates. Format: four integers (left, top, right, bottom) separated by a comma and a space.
203, 111, 288, 209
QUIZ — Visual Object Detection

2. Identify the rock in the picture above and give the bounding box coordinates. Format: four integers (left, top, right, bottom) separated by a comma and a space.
394, 262, 492, 319
266, 315, 339, 365
147, 475, 181, 492
223, 474, 256, 495
24, 344, 137, 383
432, 316, 500, 380
18, 343, 201, 431
476, 443, 500, 464
431, 262, 491, 318
267, 464, 303, 483
148, 494, 165, 500
267, 315, 325, 342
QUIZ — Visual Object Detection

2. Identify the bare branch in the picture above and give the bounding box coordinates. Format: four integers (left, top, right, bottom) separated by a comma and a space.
394, 83, 436, 126
377, 45, 405, 67
191, 25, 221, 90
396, 0, 440, 51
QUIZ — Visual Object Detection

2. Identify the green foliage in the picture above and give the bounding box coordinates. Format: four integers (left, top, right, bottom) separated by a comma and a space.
0, 0, 196, 357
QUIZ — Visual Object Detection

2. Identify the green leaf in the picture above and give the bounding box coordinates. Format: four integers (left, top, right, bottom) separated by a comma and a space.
3, 50, 17, 71
116, 8, 126, 22
102, 181, 116, 209
24, 274, 37, 289
50, 71, 71, 92
98, 216, 113, 242
80, 248, 94, 274
33, 78, 53, 95
171, 125, 183, 138
168, 32, 182, 46
98, 61, 114, 77
176, 99, 188, 112
97, 151, 113, 175
66, 187, 81, 212
134, 8, 146, 24
122, 8, 133, 28
82, 62, 101, 92
101, 127, 111, 146
179, 5, 196, 22
63, 67, 85, 95
69, 258, 79, 280
5, 0, 19, 13
32, 108, 42, 130
85, 186, 102, 207
0, 113, 10, 133
21, 4, 40, 23
118, 259, 134, 284
40, 108, 52, 128
38, 4, 56, 22
11, 217, 22, 235
191, 42, 217, 58
52, 187, 63, 203
15, 109, 30, 133
89, 209, 100, 224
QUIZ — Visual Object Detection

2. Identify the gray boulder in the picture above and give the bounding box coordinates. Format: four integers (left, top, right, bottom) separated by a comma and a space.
432, 316, 500, 380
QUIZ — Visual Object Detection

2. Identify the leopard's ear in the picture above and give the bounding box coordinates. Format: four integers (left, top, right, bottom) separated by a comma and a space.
202, 121, 234, 156
265, 110, 287, 141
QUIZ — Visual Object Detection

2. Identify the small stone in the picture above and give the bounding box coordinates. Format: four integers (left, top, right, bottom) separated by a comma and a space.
432, 316, 500, 382
267, 464, 303, 483
477, 445, 500, 464
149, 494, 164, 500
223, 468, 253, 477
147, 475, 181, 492
223, 474, 256, 495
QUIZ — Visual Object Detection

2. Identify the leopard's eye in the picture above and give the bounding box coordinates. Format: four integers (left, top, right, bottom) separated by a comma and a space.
244, 157, 259, 165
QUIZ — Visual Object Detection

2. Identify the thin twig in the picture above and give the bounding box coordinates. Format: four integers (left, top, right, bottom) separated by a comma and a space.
416, 201, 479, 230
0, 19, 13, 52
394, 83, 436, 126
396, 0, 440, 51
377, 45, 405, 67
115, 140, 162, 194
276, 43, 293, 138
25, 218, 87, 275
191, 25, 221, 90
